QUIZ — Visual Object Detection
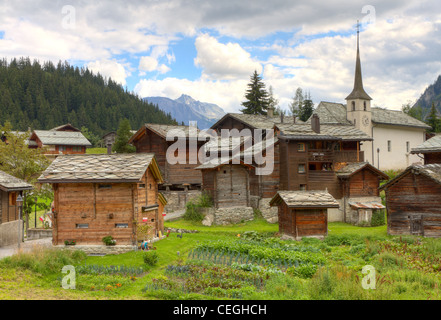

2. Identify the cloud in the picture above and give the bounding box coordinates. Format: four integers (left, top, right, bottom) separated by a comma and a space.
194, 34, 262, 80
87, 59, 130, 86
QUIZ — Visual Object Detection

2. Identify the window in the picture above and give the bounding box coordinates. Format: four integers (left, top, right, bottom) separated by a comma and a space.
363, 101, 367, 111
73, 146, 82, 152
98, 184, 112, 189
76, 224, 89, 229
115, 223, 129, 228
406, 141, 410, 153
352, 101, 356, 111
138, 184, 146, 189
58, 146, 67, 152
9, 192, 17, 206
300, 184, 307, 191
298, 164, 306, 173
388, 140, 392, 152
297, 143, 305, 152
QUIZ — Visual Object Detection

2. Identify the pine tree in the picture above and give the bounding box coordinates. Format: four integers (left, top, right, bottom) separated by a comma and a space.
289, 87, 304, 117
240, 70, 269, 115
299, 91, 314, 122
112, 119, 136, 153
427, 102, 440, 133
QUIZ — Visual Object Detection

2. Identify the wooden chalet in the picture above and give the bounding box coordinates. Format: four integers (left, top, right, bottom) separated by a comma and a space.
336, 162, 389, 225
29, 124, 92, 156
270, 190, 339, 240
275, 115, 372, 199
129, 123, 210, 189
38, 153, 166, 246
379, 164, 441, 237
196, 159, 254, 208
411, 134, 441, 165
0, 170, 33, 247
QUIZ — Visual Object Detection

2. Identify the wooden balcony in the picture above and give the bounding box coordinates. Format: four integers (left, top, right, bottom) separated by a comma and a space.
308, 150, 334, 162
334, 150, 364, 163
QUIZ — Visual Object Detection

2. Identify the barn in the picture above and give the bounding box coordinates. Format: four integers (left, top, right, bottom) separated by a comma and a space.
38, 153, 166, 247
411, 134, 441, 165
379, 164, 441, 237
270, 190, 339, 240
0, 170, 33, 247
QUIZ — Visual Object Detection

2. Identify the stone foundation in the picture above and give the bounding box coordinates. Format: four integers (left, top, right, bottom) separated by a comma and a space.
257, 198, 278, 224
0, 220, 23, 247
58, 244, 137, 255
213, 207, 254, 225
280, 233, 325, 241
162, 190, 202, 213
27, 228, 52, 240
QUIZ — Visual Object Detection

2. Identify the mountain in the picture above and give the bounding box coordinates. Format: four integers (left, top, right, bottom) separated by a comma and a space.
0, 57, 177, 138
413, 75, 441, 119
144, 94, 225, 129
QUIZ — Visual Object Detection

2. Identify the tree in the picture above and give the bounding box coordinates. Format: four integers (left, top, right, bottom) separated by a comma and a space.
267, 85, 279, 112
112, 119, 136, 153
81, 126, 101, 147
240, 70, 269, 115
0, 121, 50, 182
289, 87, 304, 117
426, 102, 441, 133
402, 101, 423, 121
299, 91, 314, 122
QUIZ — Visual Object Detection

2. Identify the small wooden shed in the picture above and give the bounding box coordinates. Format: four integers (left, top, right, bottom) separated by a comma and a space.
270, 190, 339, 240
379, 164, 441, 237
196, 159, 253, 208
38, 153, 166, 246
0, 170, 33, 246
411, 135, 441, 165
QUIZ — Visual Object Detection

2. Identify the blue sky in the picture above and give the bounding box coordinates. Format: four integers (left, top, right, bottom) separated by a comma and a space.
0, 1, 440, 113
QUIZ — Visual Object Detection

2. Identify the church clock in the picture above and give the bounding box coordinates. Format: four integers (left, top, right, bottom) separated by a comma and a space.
362, 115, 370, 127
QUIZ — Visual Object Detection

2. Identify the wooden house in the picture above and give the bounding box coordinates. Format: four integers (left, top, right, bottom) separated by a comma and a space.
336, 162, 389, 225
129, 123, 210, 189
0, 170, 33, 247
411, 134, 441, 165
379, 164, 441, 237
28, 124, 92, 156
270, 190, 339, 240
196, 159, 253, 208
38, 153, 166, 246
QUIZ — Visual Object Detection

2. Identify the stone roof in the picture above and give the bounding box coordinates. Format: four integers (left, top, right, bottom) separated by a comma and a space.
38, 153, 160, 183
32, 130, 92, 146
212, 113, 302, 130
50, 123, 80, 132
336, 162, 389, 180
242, 137, 278, 158
276, 123, 372, 141
130, 123, 212, 143
0, 170, 33, 192
270, 190, 339, 208
411, 135, 441, 154
195, 158, 252, 170
309, 102, 430, 129
379, 163, 441, 191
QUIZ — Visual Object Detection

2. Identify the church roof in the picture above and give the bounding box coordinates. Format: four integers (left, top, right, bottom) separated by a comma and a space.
308, 102, 430, 130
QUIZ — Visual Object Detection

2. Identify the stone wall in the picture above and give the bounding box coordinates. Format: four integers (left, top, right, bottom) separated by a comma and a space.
162, 190, 201, 212
58, 244, 137, 255
202, 207, 254, 226
257, 198, 278, 224
27, 228, 52, 240
0, 220, 23, 247
343, 196, 382, 226
328, 199, 345, 222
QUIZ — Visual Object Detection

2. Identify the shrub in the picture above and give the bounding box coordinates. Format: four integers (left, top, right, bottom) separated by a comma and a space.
102, 236, 116, 246
183, 193, 213, 222
143, 251, 159, 266
371, 210, 386, 227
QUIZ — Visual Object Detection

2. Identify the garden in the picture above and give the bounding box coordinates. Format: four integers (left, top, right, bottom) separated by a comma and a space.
1, 217, 441, 300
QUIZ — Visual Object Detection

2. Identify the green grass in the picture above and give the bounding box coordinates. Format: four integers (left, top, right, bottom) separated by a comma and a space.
86, 148, 107, 154
328, 222, 388, 237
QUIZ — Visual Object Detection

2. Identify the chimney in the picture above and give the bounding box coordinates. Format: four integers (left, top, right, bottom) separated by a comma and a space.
267, 106, 274, 118
280, 112, 284, 123
293, 115, 296, 124
107, 143, 112, 155
311, 114, 320, 133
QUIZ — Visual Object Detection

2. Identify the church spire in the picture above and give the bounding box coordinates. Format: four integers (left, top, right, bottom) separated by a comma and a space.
346, 21, 372, 101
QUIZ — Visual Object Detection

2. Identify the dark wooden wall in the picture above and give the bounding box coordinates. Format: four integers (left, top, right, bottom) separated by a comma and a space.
278, 203, 327, 238
424, 153, 441, 165
347, 169, 381, 197
384, 172, 441, 237
0, 190, 18, 223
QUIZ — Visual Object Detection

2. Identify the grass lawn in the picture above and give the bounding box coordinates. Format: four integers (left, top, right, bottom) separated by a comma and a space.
86, 148, 107, 154
1, 217, 440, 300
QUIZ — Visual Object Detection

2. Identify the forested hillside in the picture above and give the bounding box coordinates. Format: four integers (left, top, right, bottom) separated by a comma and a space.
0, 57, 177, 137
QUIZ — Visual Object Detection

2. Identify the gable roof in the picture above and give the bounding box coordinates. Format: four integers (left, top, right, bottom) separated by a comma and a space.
211, 113, 301, 131
0, 170, 33, 192
195, 158, 253, 170
411, 134, 441, 154
270, 190, 339, 208
336, 162, 389, 180
38, 153, 163, 184
129, 123, 212, 144
379, 163, 441, 191
309, 102, 430, 130
50, 123, 81, 132
31, 130, 92, 147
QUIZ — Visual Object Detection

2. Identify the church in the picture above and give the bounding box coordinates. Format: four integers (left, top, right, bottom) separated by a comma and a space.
308, 27, 430, 170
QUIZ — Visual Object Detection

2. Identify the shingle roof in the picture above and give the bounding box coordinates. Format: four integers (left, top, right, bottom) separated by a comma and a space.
309, 101, 430, 129
38, 153, 159, 183
212, 113, 302, 130
270, 190, 339, 208
336, 162, 389, 180
130, 123, 212, 143
32, 130, 92, 146
411, 135, 441, 154
195, 158, 250, 170
276, 123, 372, 141
379, 163, 441, 191
0, 170, 33, 192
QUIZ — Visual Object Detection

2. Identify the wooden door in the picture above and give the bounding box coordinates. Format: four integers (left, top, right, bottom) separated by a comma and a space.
409, 215, 423, 236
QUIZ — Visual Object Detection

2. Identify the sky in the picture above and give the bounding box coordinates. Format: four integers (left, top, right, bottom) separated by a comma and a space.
1, 1, 441, 114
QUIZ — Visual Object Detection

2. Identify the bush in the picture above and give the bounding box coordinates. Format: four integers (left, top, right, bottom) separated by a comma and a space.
371, 210, 386, 227
183, 193, 213, 222
102, 236, 116, 246
143, 251, 159, 266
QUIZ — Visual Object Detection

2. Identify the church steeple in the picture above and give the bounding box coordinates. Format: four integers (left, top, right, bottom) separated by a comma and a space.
346, 21, 372, 101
